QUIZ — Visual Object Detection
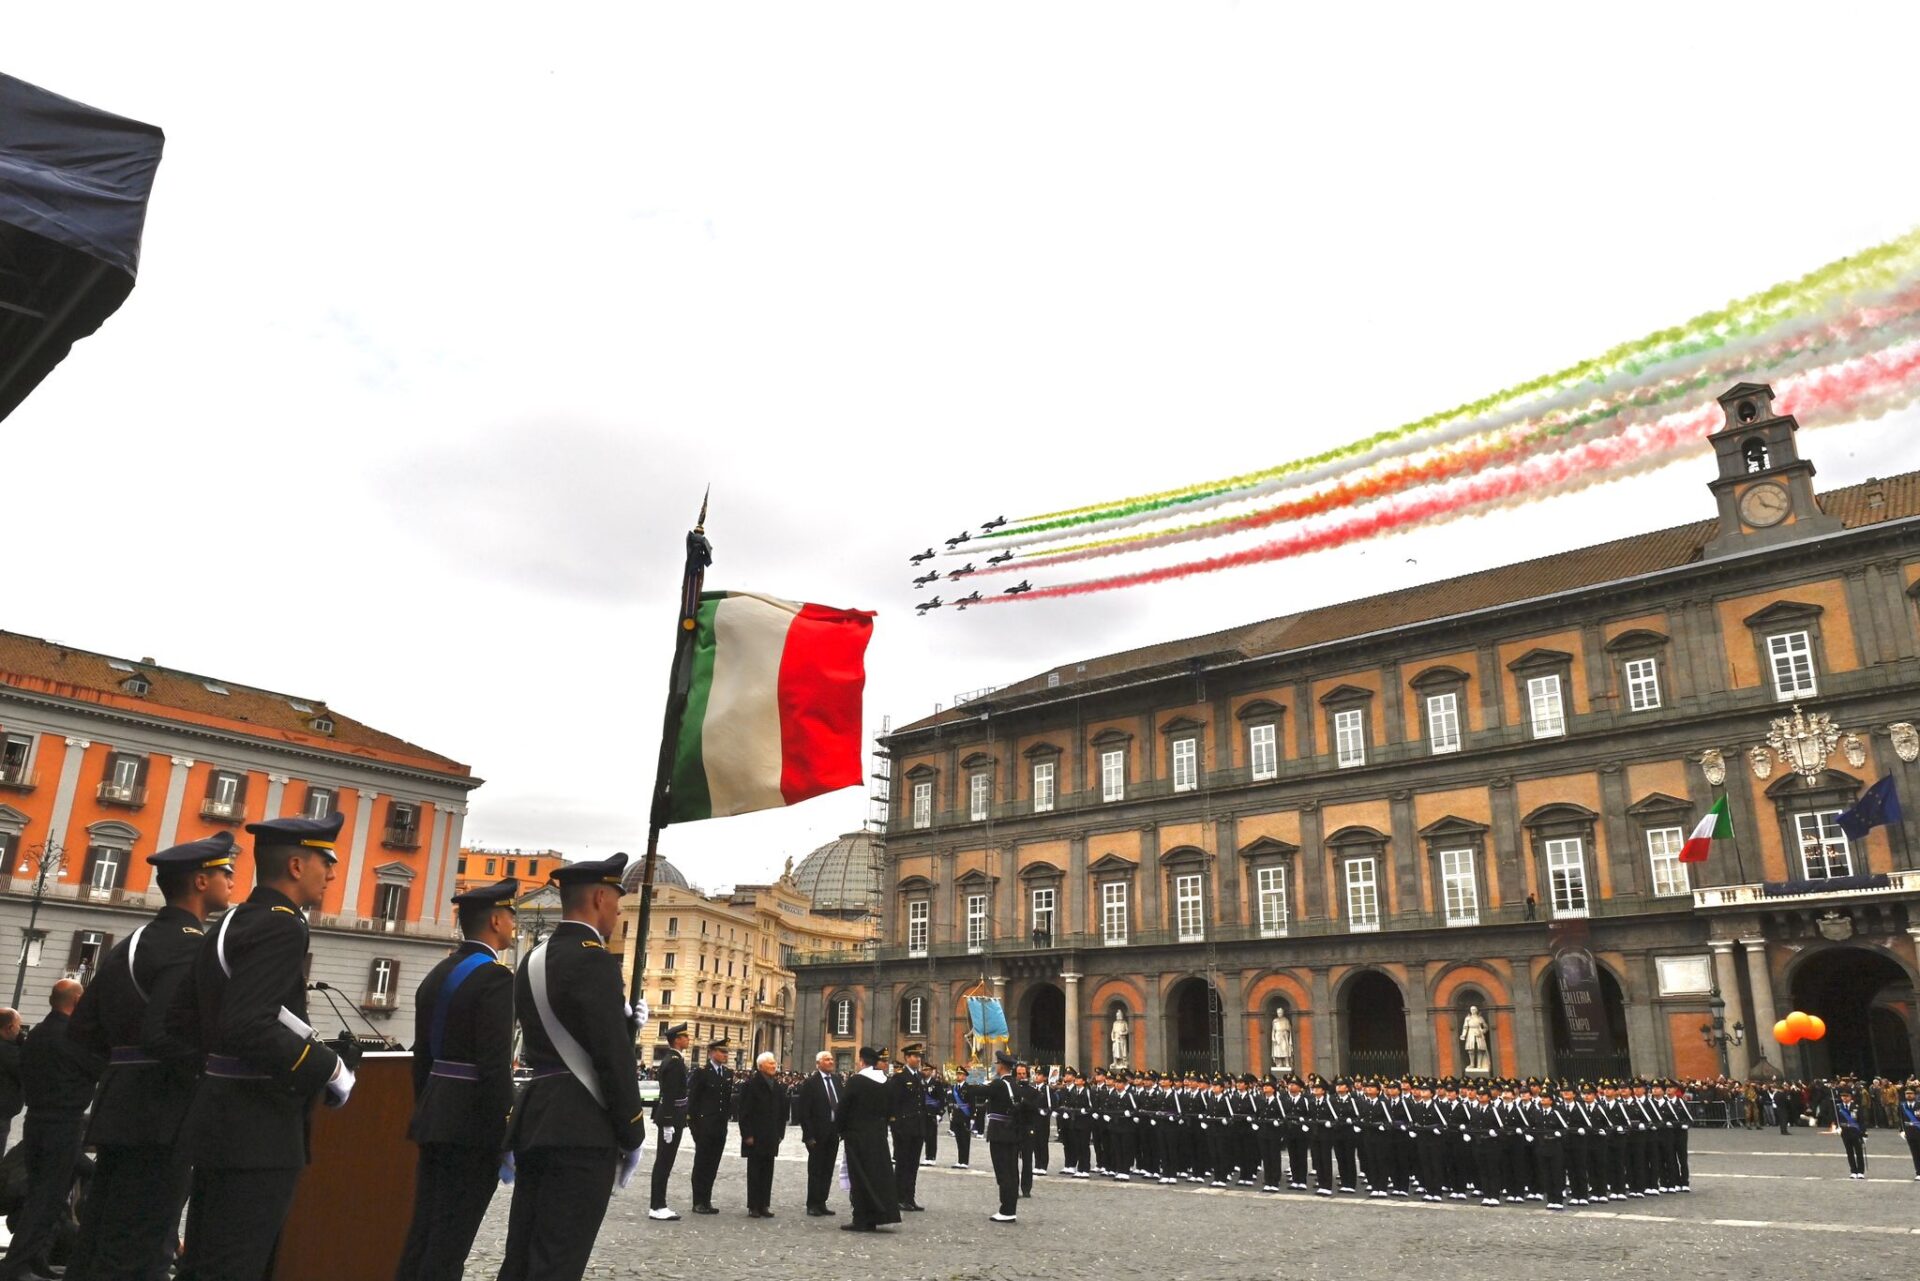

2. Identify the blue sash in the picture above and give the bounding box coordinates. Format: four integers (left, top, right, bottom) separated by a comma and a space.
429, 951, 495, 1060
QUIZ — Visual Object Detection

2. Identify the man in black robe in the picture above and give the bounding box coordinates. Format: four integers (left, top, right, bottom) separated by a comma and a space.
834, 1046, 900, 1232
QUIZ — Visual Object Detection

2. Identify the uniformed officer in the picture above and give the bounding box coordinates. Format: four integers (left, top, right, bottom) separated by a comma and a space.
686, 1035, 736, 1214
887, 1042, 930, 1210
647, 1022, 692, 1220
497, 854, 647, 1281
394, 877, 519, 1281
982, 1051, 1026, 1223
169, 814, 354, 1281
66, 832, 235, 1281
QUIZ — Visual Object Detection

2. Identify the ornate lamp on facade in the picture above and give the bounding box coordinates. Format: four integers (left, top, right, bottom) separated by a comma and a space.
10, 838, 66, 1008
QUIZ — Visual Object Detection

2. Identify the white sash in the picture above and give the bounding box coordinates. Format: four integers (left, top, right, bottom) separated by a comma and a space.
214, 908, 314, 1040
125, 926, 148, 1002
526, 939, 607, 1109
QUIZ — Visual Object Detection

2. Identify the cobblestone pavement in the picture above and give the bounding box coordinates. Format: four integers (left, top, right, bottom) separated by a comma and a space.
461, 1129, 1920, 1280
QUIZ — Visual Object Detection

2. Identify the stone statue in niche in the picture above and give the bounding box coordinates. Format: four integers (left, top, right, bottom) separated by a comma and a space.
1110, 1008, 1130, 1068
1460, 1005, 1492, 1075
1270, 1009, 1294, 1073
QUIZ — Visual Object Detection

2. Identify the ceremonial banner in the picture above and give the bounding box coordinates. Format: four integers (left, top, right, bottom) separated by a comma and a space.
1548, 920, 1613, 1058
666, 591, 874, 821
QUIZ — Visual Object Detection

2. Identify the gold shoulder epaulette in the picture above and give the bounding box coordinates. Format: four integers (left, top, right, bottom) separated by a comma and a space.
183, 926, 204, 936
271, 905, 297, 916
494, 960, 513, 970
581, 939, 603, 950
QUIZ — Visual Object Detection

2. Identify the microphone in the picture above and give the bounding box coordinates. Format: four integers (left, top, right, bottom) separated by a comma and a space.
307, 981, 394, 1049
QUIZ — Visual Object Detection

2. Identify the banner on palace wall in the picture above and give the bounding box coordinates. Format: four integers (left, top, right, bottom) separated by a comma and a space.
1548, 919, 1613, 1058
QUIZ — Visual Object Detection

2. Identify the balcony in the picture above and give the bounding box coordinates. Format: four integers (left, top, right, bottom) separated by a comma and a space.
381, 825, 421, 851
0, 765, 36, 791
200, 797, 244, 823
96, 782, 146, 808
1692, 868, 1920, 910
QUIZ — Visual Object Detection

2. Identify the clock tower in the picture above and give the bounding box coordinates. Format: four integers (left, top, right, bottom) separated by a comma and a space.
1700, 381, 1841, 559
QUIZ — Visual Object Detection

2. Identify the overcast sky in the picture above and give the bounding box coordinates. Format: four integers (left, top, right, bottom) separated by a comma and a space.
11, 3, 1920, 892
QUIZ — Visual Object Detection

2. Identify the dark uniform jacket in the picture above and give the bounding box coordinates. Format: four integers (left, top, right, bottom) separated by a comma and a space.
0, 1037, 20, 1122
652, 1050, 689, 1130
505, 920, 644, 1153
19, 1009, 101, 1114
794, 1069, 843, 1145
886, 1065, 928, 1135
167, 887, 340, 1170
67, 904, 205, 1146
686, 1058, 735, 1137
406, 939, 515, 1150
736, 1070, 790, 1156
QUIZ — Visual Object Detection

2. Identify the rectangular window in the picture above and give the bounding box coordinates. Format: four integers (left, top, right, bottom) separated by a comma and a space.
1334, 709, 1366, 768
1528, 675, 1566, 738
1344, 858, 1379, 931
1794, 811, 1853, 880
1174, 872, 1204, 942
456, 857, 467, 874
1101, 881, 1128, 946
969, 772, 990, 821
1101, 750, 1125, 803
833, 999, 853, 1037
1030, 887, 1055, 942
210, 772, 241, 807
0, 733, 31, 784
1248, 723, 1277, 781
484, 859, 496, 875
667, 917, 679, 937
369, 958, 396, 1002
1440, 848, 1478, 925
69, 930, 108, 979
1767, 631, 1817, 700
912, 781, 932, 829
373, 882, 408, 926
1033, 761, 1055, 813
1256, 865, 1289, 937
663, 952, 677, 970
1426, 692, 1461, 754
659, 990, 673, 1007
907, 995, 924, 1035
109, 755, 140, 792
907, 900, 929, 957
965, 893, 988, 953
303, 787, 335, 819
1545, 837, 1588, 917
1646, 826, 1689, 896
1172, 738, 1197, 793
1624, 658, 1661, 712
85, 846, 126, 898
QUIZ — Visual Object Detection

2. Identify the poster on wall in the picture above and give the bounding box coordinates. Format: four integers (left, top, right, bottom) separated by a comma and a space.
1549, 919, 1614, 1057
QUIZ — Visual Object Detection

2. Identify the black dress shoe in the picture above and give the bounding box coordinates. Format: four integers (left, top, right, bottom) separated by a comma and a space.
818, 1205, 837, 1215
840, 1222, 873, 1232
748, 1208, 770, 1218
902, 1202, 924, 1211
692, 1204, 719, 1215
806, 1206, 828, 1216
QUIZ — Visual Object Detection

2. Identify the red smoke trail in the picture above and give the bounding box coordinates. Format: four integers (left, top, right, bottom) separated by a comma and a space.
983, 343, 1920, 604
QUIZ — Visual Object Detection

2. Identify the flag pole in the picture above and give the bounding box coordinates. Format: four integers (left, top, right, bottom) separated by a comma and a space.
1716, 783, 1750, 885
629, 489, 713, 1016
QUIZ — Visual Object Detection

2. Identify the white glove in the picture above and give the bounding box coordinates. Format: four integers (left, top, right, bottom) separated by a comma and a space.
325, 1061, 356, 1109
632, 998, 651, 1031
662, 1126, 677, 1145
617, 1146, 643, 1189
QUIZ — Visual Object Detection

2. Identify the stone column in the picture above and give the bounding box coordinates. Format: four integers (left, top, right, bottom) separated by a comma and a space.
421, 807, 448, 925
1622, 955, 1660, 1078
1405, 965, 1434, 1076
439, 808, 468, 917
1310, 967, 1335, 1077
1062, 971, 1082, 1069
155, 756, 196, 851
261, 772, 290, 822
341, 788, 379, 920
1740, 936, 1778, 1059
42, 737, 92, 868
1506, 963, 1543, 1077
1710, 941, 1751, 1078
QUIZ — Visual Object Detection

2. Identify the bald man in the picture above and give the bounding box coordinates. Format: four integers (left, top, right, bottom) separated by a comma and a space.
0, 980, 102, 1281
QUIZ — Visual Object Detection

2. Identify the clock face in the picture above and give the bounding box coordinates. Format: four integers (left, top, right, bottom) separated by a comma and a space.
1739, 482, 1792, 528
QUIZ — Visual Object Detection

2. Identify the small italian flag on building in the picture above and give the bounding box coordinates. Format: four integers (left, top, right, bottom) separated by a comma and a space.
1679, 795, 1733, 864
667, 591, 874, 822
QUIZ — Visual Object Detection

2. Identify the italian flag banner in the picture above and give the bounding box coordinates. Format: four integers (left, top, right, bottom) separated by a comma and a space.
667, 591, 874, 822
1679, 795, 1733, 864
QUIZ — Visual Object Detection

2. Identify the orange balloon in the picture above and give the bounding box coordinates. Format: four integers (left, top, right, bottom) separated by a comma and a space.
1805, 1014, 1826, 1041
1773, 1018, 1799, 1045
1785, 1011, 1814, 1039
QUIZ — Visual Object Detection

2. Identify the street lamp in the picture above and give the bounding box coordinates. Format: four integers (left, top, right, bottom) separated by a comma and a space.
11, 838, 67, 1008
1700, 1011, 1746, 1078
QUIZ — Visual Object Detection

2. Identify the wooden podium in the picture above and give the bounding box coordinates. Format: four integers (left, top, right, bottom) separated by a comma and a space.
273, 1051, 419, 1280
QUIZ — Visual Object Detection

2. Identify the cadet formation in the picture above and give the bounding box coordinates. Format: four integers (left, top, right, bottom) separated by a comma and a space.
4, 826, 1918, 1281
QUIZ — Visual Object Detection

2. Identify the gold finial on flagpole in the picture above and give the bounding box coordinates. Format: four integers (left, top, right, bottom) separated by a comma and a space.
695, 484, 710, 534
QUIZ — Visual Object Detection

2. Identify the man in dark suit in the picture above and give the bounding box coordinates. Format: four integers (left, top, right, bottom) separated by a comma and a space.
737, 1051, 790, 1217
887, 1043, 929, 1210
394, 877, 520, 1281
0, 979, 101, 1281
794, 1050, 844, 1215
497, 854, 647, 1281
168, 814, 352, 1281
648, 1023, 692, 1220
0, 1008, 20, 1162
65, 833, 235, 1281
685, 1036, 736, 1214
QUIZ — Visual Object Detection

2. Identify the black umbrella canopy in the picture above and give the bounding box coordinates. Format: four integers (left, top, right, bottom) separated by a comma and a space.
0, 72, 164, 423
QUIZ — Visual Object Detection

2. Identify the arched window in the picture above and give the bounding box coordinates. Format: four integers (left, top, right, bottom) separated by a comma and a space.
1743, 437, 1770, 473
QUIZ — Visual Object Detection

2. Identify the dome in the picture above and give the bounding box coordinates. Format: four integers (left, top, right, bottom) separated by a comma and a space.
620, 856, 690, 895
790, 830, 882, 919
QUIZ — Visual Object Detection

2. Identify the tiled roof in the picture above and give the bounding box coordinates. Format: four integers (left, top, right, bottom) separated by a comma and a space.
0, 630, 471, 776
899, 471, 1920, 735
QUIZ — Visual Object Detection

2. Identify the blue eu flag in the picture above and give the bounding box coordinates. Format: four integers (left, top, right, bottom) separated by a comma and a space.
1836, 774, 1902, 841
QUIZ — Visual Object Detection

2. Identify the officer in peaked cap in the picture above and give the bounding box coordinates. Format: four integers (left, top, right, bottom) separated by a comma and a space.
64, 833, 235, 1281
687, 1032, 736, 1214
498, 853, 648, 1281
888, 1042, 931, 1209
394, 877, 519, 1281
649, 1021, 693, 1219
168, 816, 350, 1281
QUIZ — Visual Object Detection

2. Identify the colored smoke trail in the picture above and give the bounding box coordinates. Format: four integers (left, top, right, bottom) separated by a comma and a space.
978, 279, 1920, 554
985, 228, 1920, 540
979, 341, 1920, 604
976, 300, 1920, 573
